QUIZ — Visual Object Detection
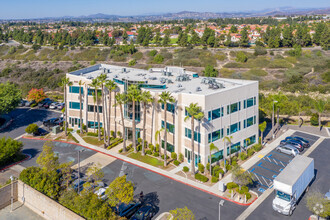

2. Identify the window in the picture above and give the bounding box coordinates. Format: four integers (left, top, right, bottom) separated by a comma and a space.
88, 88, 101, 96
161, 121, 175, 134
227, 102, 240, 114
244, 116, 256, 128
88, 105, 103, 113
185, 128, 201, 143
209, 150, 223, 163
69, 86, 83, 94
227, 142, 241, 156
227, 122, 241, 135
244, 135, 256, 147
69, 102, 82, 110
161, 103, 175, 114
208, 129, 224, 143
276, 191, 291, 202
208, 107, 223, 121
161, 140, 175, 153
244, 97, 256, 109
87, 121, 103, 128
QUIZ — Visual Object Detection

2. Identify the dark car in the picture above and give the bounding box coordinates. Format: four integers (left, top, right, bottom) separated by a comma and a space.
33, 128, 48, 136
284, 137, 306, 147
43, 100, 53, 108
130, 204, 156, 220
280, 140, 303, 152
43, 117, 64, 127
292, 136, 310, 147
116, 202, 142, 219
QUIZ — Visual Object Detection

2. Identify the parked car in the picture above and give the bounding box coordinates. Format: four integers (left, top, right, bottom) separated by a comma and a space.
284, 137, 306, 148
43, 100, 53, 108
280, 140, 303, 152
33, 128, 48, 136
25, 100, 35, 107
116, 202, 142, 219
72, 179, 85, 192
94, 187, 108, 200
43, 117, 64, 127
292, 136, 310, 148
130, 204, 156, 220
38, 98, 52, 107
18, 100, 27, 107
57, 103, 65, 110
49, 102, 59, 109
276, 144, 299, 157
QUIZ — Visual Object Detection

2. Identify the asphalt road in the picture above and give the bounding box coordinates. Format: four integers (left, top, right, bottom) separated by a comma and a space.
247, 133, 329, 220
0, 108, 61, 139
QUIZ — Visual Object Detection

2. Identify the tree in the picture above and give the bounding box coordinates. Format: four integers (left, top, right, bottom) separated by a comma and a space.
230, 25, 238, 33
259, 121, 267, 145
155, 128, 164, 159
153, 54, 164, 64
106, 175, 134, 207
59, 77, 72, 136
239, 27, 249, 47
203, 65, 218, 77
0, 137, 23, 167
184, 103, 204, 174
127, 85, 141, 153
154, 32, 162, 45
115, 93, 127, 152
140, 91, 153, 156
314, 99, 326, 129
305, 190, 330, 218
236, 51, 248, 63
25, 123, 38, 134
224, 33, 232, 47
36, 141, 59, 172
208, 143, 218, 175
105, 80, 118, 144
86, 163, 104, 183
97, 74, 108, 146
231, 164, 254, 190
158, 92, 175, 166
223, 135, 233, 166
162, 31, 170, 46
90, 79, 101, 140
27, 88, 47, 103
282, 26, 293, 47
320, 26, 329, 50
314, 22, 326, 45
190, 30, 200, 45
78, 80, 85, 134
0, 82, 21, 115
169, 206, 195, 220
58, 162, 73, 189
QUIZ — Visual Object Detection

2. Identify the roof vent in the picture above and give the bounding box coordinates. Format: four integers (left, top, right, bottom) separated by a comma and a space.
177, 84, 182, 88
196, 87, 202, 92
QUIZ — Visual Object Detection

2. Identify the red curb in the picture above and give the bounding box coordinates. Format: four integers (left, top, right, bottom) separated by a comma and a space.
22, 136, 258, 206
0, 153, 31, 172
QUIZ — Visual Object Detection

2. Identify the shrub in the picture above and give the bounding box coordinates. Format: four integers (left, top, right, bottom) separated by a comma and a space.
155, 144, 159, 153
87, 132, 98, 137
232, 160, 237, 166
148, 50, 158, 57
146, 150, 152, 155
153, 152, 159, 157
226, 182, 238, 189
206, 163, 210, 172
236, 51, 248, 63
226, 164, 232, 171
161, 154, 169, 160
310, 113, 319, 126
195, 173, 208, 182
76, 130, 80, 134
110, 130, 115, 137
82, 124, 86, 131
25, 123, 38, 134
153, 54, 164, 64
137, 138, 142, 144
118, 149, 123, 153
247, 148, 255, 157
137, 145, 142, 151
198, 163, 205, 173
254, 46, 267, 56
213, 165, 224, 178
239, 152, 248, 161
117, 131, 122, 137
128, 59, 136, 67
173, 160, 180, 166
149, 144, 154, 152
183, 166, 189, 172
253, 144, 263, 152
178, 153, 184, 162
245, 192, 252, 201
241, 186, 249, 193
171, 152, 177, 160
211, 176, 219, 183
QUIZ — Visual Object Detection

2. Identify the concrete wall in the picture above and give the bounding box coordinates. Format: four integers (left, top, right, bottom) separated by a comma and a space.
17, 180, 84, 220
0, 182, 18, 210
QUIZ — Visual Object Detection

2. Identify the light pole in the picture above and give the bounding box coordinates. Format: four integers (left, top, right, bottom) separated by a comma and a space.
78, 149, 85, 194
219, 200, 225, 220
10, 175, 14, 212
272, 100, 278, 139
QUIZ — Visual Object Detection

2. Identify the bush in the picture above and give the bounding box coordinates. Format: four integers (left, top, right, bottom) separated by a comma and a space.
171, 152, 177, 160
211, 176, 219, 183
310, 113, 319, 126
87, 132, 98, 137
226, 182, 238, 189
155, 144, 159, 153
128, 59, 136, 67
239, 152, 248, 161
241, 186, 249, 193
161, 154, 169, 160
149, 144, 154, 152
173, 160, 180, 166
247, 148, 255, 157
253, 144, 263, 152
153, 54, 164, 64
198, 163, 205, 173
117, 131, 122, 137
25, 123, 39, 134
110, 130, 115, 137
226, 164, 232, 171
254, 46, 267, 56
183, 166, 189, 172
137, 145, 142, 151
179, 153, 184, 162
146, 150, 152, 155
118, 149, 123, 153
236, 51, 248, 63
148, 50, 158, 57
195, 173, 209, 182
212, 165, 224, 178
206, 163, 210, 172
245, 192, 252, 200
153, 152, 159, 157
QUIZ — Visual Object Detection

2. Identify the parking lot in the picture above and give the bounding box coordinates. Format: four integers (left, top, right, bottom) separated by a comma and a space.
247, 133, 328, 220
247, 131, 319, 195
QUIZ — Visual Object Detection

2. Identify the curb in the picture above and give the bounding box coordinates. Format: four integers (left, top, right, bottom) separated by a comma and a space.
0, 115, 13, 132
0, 153, 31, 172
22, 136, 257, 206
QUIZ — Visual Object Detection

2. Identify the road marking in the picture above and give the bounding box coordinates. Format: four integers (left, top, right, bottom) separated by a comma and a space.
258, 154, 264, 159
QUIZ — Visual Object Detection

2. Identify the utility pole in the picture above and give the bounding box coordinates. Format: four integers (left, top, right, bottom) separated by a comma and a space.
10, 175, 14, 212
219, 200, 225, 220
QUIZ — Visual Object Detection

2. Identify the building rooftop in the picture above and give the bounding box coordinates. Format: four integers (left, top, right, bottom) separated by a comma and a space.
68, 64, 257, 95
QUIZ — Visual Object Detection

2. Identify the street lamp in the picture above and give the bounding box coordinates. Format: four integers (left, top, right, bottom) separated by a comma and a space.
78, 149, 85, 194
272, 101, 278, 139
10, 175, 14, 212
219, 200, 225, 220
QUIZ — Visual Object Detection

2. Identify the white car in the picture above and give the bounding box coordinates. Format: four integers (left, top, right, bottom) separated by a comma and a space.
94, 187, 108, 200
49, 102, 58, 109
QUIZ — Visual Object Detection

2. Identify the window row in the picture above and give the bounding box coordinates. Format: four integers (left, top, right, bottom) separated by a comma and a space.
208, 129, 224, 143
227, 102, 241, 114
87, 121, 103, 129
243, 97, 257, 109
161, 103, 175, 114
243, 116, 256, 128
208, 107, 224, 121
161, 140, 175, 153
227, 122, 241, 135
244, 135, 256, 147
69, 102, 82, 110
184, 128, 201, 143
69, 86, 84, 94
161, 121, 175, 134
87, 105, 103, 113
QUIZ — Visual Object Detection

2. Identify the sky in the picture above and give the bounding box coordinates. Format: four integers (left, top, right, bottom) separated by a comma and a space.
0, 0, 329, 19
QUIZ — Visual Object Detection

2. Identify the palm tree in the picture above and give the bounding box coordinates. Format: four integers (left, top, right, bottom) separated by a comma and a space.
92, 91, 96, 133
223, 135, 233, 173
78, 80, 85, 134
97, 74, 108, 145
259, 121, 267, 145
185, 103, 204, 174
155, 128, 164, 159
126, 85, 141, 153
140, 91, 153, 156
90, 79, 101, 140
158, 92, 175, 167
208, 143, 218, 175
314, 99, 326, 129
115, 93, 127, 152
223, 136, 233, 164
59, 77, 72, 136
105, 80, 118, 144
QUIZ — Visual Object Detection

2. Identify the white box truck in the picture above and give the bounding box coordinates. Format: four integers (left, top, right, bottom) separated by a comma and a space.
272, 155, 314, 215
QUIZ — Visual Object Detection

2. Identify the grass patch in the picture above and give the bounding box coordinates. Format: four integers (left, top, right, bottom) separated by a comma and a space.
83, 136, 104, 146
267, 59, 292, 68
128, 152, 164, 168
242, 68, 268, 80
219, 68, 235, 78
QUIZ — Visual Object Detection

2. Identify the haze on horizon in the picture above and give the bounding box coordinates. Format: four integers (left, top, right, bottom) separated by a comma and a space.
0, 0, 329, 19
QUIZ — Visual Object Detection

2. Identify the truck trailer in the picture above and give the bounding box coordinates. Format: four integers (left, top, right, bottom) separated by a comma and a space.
272, 155, 314, 215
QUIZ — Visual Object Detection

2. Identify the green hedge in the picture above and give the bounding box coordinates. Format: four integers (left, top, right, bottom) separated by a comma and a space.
153, 152, 159, 157
195, 173, 209, 182
237, 186, 249, 194
239, 152, 248, 161
245, 192, 252, 200
198, 163, 205, 173
173, 160, 180, 166
226, 182, 238, 189
253, 144, 263, 152
211, 176, 219, 183
247, 148, 255, 157
87, 132, 98, 137
183, 166, 189, 172
107, 139, 123, 149
146, 150, 152, 155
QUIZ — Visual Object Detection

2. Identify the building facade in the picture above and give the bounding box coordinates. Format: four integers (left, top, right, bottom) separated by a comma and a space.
66, 64, 259, 167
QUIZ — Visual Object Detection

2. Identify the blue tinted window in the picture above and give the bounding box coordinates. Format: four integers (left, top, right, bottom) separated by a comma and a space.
161, 120, 175, 134
208, 129, 224, 143
161, 140, 175, 152
227, 142, 241, 155
227, 122, 241, 135
162, 103, 175, 113
227, 102, 239, 114
244, 135, 256, 147
69, 86, 84, 94
185, 128, 201, 143
210, 150, 223, 163
69, 102, 82, 110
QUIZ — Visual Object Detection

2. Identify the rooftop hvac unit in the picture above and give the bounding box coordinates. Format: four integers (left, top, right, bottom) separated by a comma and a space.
114, 75, 118, 78
177, 84, 182, 88
167, 79, 173, 83
122, 68, 127, 73
149, 77, 157, 80
196, 87, 202, 92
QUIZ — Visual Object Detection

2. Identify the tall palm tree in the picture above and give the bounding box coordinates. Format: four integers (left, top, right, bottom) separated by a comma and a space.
185, 103, 204, 174
314, 99, 326, 129
259, 121, 267, 145
90, 79, 101, 140
78, 80, 85, 134
115, 93, 127, 152
59, 77, 72, 136
105, 80, 118, 144
140, 91, 153, 156
158, 92, 175, 167
208, 143, 218, 175
155, 128, 164, 159
92, 91, 96, 133
97, 74, 108, 146
223, 135, 233, 172
126, 85, 141, 153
